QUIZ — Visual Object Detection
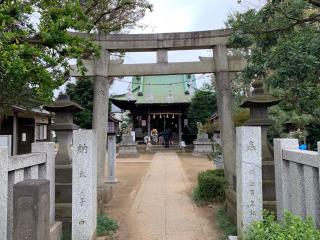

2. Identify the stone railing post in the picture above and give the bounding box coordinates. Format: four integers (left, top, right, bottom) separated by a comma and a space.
273, 138, 298, 221
32, 142, 56, 225
13, 179, 50, 240
0, 147, 9, 240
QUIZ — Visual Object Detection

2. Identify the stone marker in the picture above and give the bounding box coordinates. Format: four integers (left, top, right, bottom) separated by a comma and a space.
72, 130, 97, 240
193, 133, 213, 156
118, 133, 139, 158
13, 179, 50, 240
106, 135, 118, 183
236, 126, 262, 237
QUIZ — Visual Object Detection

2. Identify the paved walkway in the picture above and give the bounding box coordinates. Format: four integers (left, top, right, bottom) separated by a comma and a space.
126, 152, 217, 240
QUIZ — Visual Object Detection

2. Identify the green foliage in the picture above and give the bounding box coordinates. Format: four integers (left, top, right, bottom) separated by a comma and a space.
306, 123, 320, 150
188, 83, 217, 129
66, 78, 94, 129
234, 109, 250, 127
192, 186, 203, 204
244, 210, 320, 240
195, 169, 226, 202
228, 1, 320, 136
216, 208, 237, 240
0, 0, 152, 114
96, 215, 119, 238
61, 232, 71, 240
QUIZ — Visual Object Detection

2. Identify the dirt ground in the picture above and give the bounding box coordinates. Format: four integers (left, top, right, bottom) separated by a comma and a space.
104, 152, 222, 240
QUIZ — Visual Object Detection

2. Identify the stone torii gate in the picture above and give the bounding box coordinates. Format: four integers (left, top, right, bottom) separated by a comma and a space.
70, 28, 246, 215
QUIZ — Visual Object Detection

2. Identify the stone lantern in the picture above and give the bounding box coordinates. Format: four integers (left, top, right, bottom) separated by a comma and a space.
44, 93, 83, 232
240, 80, 281, 213
106, 115, 121, 184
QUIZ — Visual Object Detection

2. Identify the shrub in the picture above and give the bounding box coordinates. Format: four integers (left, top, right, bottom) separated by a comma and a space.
244, 210, 320, 240
196, 169, 226, 202
96, 215, 119, 238
61, 233, 71, 240
216, 208, 237, 239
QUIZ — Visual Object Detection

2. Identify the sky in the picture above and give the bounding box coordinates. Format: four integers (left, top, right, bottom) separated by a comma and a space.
108, 0, 264, 95
56, 0, 264, 96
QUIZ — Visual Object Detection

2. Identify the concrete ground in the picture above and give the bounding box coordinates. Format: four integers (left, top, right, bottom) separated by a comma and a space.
105, 152, 222, 240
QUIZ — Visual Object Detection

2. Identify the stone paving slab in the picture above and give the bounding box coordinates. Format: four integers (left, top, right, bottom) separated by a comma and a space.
126, 152, 216, 240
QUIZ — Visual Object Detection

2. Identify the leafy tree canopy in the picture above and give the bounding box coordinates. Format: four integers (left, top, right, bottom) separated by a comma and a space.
188, 83, 217, 127
0, 0, 152, 114
66, 78, 94, 129
228, 0, 320, 134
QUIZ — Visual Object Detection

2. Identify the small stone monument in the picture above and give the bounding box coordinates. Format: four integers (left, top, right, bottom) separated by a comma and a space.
240, 80, 281, 213
13, 179, 50, 240
118, 127, 139, 158
193, 122, 213, 156
236, 126, 263, 238
44, 93, 83, 232
72, 130, 97, 240
106, 116, 120, 183
107, 135, 118, 183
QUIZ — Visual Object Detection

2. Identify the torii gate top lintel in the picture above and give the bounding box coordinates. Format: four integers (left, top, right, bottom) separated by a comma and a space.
72, 28, 233, 52
70, 28, 246, 77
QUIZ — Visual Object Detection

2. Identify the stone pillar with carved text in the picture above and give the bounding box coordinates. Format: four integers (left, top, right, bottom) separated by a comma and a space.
72, 130, 97, 240
236, 127, 262, 237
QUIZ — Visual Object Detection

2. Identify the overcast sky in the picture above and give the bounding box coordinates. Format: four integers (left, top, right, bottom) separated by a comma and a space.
56, 0, 263, 96
109, 0, 264, 95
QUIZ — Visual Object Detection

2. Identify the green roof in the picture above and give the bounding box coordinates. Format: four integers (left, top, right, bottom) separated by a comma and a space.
111, 74, 197, 104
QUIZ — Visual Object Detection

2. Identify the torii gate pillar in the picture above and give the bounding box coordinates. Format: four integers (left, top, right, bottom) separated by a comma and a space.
214, 45, 237, 221
93, 50, 110, 214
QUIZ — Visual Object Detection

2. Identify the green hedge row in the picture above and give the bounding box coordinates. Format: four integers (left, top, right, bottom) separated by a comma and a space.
195, 169, 226, 202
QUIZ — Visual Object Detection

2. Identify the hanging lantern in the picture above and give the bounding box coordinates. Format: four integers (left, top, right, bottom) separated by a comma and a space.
153, 114, 155, 119
172, 114, 175, 119
166, 114, 169, 118
160, 114, 162, 119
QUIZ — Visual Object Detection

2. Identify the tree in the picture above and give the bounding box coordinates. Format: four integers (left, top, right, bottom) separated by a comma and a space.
66, 78, 94, 129
188, 83, 217, 129
0, 0, 152, 114
66, 77, 114, 129
228, 0, 320, 137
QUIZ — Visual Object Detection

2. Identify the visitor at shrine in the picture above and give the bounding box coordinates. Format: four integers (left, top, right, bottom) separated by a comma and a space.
163, 129, 171, 148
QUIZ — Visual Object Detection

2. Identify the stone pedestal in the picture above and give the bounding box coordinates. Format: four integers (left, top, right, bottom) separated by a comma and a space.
13, 179, 50, 240
193, 134, 213, 156
118, 134, 139, 158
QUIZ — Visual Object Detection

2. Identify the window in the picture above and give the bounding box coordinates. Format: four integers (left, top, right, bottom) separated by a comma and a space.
36, 124, 48, 140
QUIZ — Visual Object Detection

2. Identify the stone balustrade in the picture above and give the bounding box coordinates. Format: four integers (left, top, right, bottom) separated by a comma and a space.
274, 139, 320, 226
0, 142, 61, 240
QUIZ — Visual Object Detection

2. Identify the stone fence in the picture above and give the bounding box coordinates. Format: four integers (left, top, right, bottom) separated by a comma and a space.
274, 138, 320, 226
0, 142, 61, 240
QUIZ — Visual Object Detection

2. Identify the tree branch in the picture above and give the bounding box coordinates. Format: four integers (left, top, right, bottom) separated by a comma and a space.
245, 13, 320, 34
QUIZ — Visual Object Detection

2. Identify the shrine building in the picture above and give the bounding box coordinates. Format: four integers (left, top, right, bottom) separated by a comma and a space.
111, 74, 197, 143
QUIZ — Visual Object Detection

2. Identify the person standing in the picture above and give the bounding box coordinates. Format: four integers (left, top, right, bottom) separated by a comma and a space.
163, 129, 170, 148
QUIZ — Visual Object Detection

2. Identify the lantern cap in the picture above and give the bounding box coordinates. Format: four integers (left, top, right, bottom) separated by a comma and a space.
240, 80, 281, 108
44, 93, 84, 113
